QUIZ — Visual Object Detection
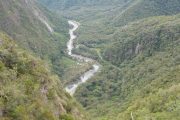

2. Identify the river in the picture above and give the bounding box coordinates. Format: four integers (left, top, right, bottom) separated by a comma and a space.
65, 20, 100, 95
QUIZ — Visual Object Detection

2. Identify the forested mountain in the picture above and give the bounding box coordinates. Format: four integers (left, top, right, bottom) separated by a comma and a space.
1, 0, 180, 120
76, 15, 180, 119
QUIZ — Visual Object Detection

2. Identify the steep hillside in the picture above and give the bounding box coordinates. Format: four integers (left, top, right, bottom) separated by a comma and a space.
0, 0, 71, 77
0, 0, 89, 119
0, 32, 86, 120
0, 0, 68, 55
75, 15, 180, 120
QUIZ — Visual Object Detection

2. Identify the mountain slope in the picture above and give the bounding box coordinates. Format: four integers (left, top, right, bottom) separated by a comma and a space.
0, 0, 88, 119
0, 0, 67, 55
75, 15, 180, 120
104, 15, 180, 65
0, 32, 86, 120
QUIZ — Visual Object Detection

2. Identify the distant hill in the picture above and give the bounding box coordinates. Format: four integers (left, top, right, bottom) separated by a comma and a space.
40, 0, 180, 27
112, 0, 180, 26
39, 0, 131, 9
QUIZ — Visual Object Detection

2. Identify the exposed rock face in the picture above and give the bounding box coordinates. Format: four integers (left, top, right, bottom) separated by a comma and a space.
24, 0, 54, 33
135, 43, 142, 54
0, 39, 2, 46
33, 10, 54, 33
0, 109, 3, 117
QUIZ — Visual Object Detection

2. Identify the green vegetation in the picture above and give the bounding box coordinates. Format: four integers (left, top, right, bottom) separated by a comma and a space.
0, 32, 87, 120
40, 0, 180, 119
0, 0, 179, 119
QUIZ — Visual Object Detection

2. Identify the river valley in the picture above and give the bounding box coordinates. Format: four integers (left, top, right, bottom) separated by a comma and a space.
65, 20, 100, 95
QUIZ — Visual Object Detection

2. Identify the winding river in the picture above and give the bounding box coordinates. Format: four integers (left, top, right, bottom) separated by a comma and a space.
65, 20, 100, 96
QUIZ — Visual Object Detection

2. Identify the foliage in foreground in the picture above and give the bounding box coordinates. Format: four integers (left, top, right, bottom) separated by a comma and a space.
0, 33, 86, 120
